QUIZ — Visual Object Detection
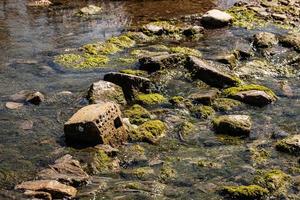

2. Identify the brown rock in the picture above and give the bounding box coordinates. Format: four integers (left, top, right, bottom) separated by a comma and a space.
231, 90, 276, 106
38, 154, 90, 186
26, 91, 45, 105
15, 180, 77, 199
19, 120, 34, 130
253, 32, 278, 48
24, 190, 52, 200
188, 89, 219, 105
64, 103, 127, 147
280, 32, 300, 51
5, 102, 24, 110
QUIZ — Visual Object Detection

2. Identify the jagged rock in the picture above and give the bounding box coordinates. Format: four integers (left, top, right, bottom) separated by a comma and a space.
276, 134, 300, 156
212, 115, 252, 136
188, 89, 219, 105
15, 180, 77, 199
37, 154, 90, 186
139, 54, 186, 73
64, 102, 127, 147
9, 90, 44, 105
79, 5, 102, 15
86, 80, 125, 104
24, 190, 52, 200
201, 9, 233, 28
25, 91, 45, 105
186, 56, 241, 88
253, 32, 278, 48
104, 72, 153, 101
280, 32, 300, 51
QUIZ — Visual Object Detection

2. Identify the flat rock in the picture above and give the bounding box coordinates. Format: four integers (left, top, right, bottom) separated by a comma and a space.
15, 180, 77, 199
9, 90, 44, 105
186, 56, 241, 88
213, 115, 252, 136
64, 102, 127, 147
276, 134, 300, 156
38, 154, 90, 186
253, 32, 278, 48
139, 54, 186, 73
5, 102, 24, 110
87, 80, 125, 104
104, 72, 153, 101
188, 89, 219, 105
79, 5, 102, 15
201, 9, 233, 28
231, 90, 276, 106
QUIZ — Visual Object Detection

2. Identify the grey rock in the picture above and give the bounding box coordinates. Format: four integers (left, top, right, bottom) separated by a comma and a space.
201, 9, 233, 28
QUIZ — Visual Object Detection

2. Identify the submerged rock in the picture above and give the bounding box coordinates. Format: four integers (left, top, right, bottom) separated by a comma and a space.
201, 9, 233, 28
64, 102, 127, 147
253, 32, 278, 48
104, 72, 153, 101
86, 80, 125, 104
221, 185, 268, 200
212, 98, 242, 111
9, 90, 45, 105
276, 134, 300, 156
15, 180, 77, 199
212, 115, 252, 136
186, 56, 241, 88
223, 84, 277, 106
37, 154, 90, 186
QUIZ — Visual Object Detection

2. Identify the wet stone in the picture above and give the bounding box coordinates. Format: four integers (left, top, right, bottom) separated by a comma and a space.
64, 102, 128, 147
276, 134, 300, 156
9, 90, 44, 105
5, 102, 23, 110
201, 9, 233, 28
213, 115, 252, 136
188, 89, 219, 105
253, 32, 278, 48
231, 90, 276, 106
15, 180, 77, 199
25, 91, 45, 105
23, 190, 52, 200
280, 32, 300, 51
79, 5, 102, 15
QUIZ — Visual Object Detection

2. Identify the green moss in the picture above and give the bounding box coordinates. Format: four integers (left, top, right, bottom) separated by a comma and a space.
212, 98, 242, 111
190, 105, 215, 119
143, 21, 180, 34
77, 54, 109, 68
178, 121, 194, 136
249, 147, 270, 165
130, 49, 151, 57
55, 53, 83, 66
217, 134, 243, 145
83, 42, 121, 55
197, 159, 220, 168
169, 96, 184, 105
132, 167, 154, 179
223, 84, 277, 99
135, 93, 167, 105
169, 46, 202, 57
124, 104, 151, 125
160, 163, 177, 181
108, 35, 135, 48
88, 149, 113, 173
221, 185, 269, 199
118, 58, 136, 64
130, 120, 166, 144
119, 69, 147, 76
254, 169, 290, 192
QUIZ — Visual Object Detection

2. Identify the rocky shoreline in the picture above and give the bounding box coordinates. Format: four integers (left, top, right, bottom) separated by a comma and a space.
7, 0, 300, 199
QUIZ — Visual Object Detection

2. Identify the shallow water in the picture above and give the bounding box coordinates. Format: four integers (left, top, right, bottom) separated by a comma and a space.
0, 0, 299, 199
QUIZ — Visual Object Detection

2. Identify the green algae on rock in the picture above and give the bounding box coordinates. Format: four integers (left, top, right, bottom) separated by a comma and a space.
83, 42, 121, 55
107, 35, 135, 48
54, 53, 83, 66
276, 134, 300, 156
223, 84, 276, 98
160, 163, 177, 181
169, 46, 202, 58
55, 53, 109, 68
119, 69, 147, 76
118, 58, 137, 64
212, 98, 241, 111
142, 21, 181, 35
135, 93, 167, 105
221, 185, 269, 200
129, 120, 166, 144
177, 121, 195, 136
190, 105, 215, 119
124, 104, 151, 125
254, 169, 290, 192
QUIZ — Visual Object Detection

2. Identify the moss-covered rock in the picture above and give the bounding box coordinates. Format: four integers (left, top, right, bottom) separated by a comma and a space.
169, 46, 202, 58
169, 96, 190, 108
119, 69, 147, 76
119, 144, 147, 166
190, 105, 215, 119
107, 35, 135, 48
276, 134, 300, 156
160, 163, 177, 181
118, 58, 137, 64
124, 104, 151, 125
55, 54, 82, 66
129, 120, 166, 144
83, 42, 121, 55
121, 167, 155, 180
142, 21, 181, 35
55, 53, 109, 68
177, 121, 195, 136
135, 93, 167, 105
249, 147, 270, 166
221, 185, 269, 200
212, 98, 241, 111
254, 169, 290, 192
212, 115, 252, 136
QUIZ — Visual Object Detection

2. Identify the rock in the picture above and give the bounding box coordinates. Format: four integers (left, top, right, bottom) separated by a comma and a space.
141, 21, 180, 35
27, 0, 52, 7
25, 91, 45, 105
280, 32, 300, 51
182, 25, 204, 37
37, 154, 90, 186
272, 130, 289, 139
139, 54, 186, 73
64, 102, 128, 147
188, 89, 219, 105
9, 90, 44, 105
104, 72, 153, 101
86, 80, 125, 104
212, 115, 252, 136
79, 5, 102, 15
253, 32, 278, 48
119, 144, 148, 167
190, 105, 215, 119
212, 98, 241, 111
135, 93, 167, 105
276, 134, 300, 156
15, 180, 77, 199
223, 84, 277, 106
23, 190, 52, 200
120, 167, 155, 180
221, 185, 269, 199
272, 13, 287, 21
124, 104, 151, 125
201, 9, 233, 28
186, 56, 241, 88
215, 53, 237, 68
254, 169, 290, 192
19, 120, 34, 130
5, 102, 23, 110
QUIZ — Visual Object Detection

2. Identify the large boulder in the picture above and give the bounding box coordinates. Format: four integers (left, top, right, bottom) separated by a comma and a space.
104, 72, 153, 101
253, 32, 278, 48
64, 103, 128, 147
139, 54, 186, 73
15, 180, 77, 199
186, 56, 241, 88
223, 84, 277, 106
37, 155, 90, 186
276, 134, 300, 156
87, 80, 125, 105
201, 9, 233, 28
212, 115, 252, 136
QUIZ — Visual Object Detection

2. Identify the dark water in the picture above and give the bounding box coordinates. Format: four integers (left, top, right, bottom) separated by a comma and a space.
0, 0, 299, 199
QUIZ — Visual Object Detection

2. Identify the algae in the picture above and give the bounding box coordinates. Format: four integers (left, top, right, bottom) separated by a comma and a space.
169, 46, 202, 57
124, 104, 151, 125
135, 93, 167, 105
223, 84, 277, 99
221, 185, 269, 199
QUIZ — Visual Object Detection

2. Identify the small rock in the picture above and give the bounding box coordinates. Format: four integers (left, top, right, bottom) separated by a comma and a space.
186, 56, 241, 88
272, 130, 289, 139
79, 5, 102, 15
182, 25, 204, 37
27, 0, 52, 7
87, 80, 125, 104
15, 180, 77, 199
23, 190, 52, 200
201, 9, 233, 28
212, 115, 252, 136
215, 53, 237, 68
5, 102, 23, 110
272, 13, 287, 21
64, 102, 128, 147
279, 81, 293, 97
26, 91, 45, 105
9, 90, 44, 105
276, 134, 300, 156
19, 120, 34, 130
280, 32, 300, 51
253, 32, 278, 48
